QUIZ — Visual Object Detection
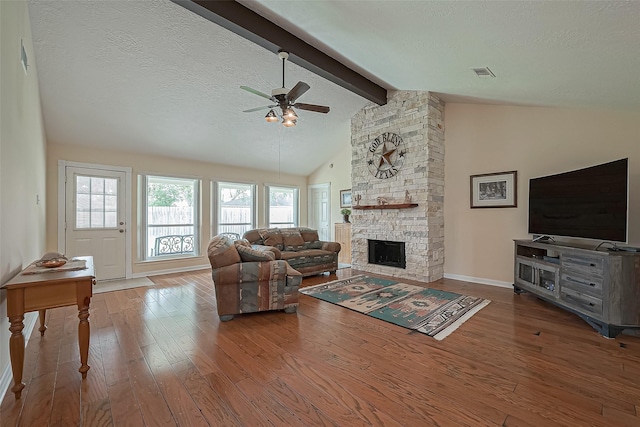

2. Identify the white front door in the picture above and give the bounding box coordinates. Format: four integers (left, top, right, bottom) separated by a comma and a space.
308, 184, 330, 241
64, 166, 127, 280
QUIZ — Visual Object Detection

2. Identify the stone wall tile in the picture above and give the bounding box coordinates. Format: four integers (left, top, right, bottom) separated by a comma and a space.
351, 91, 444, 282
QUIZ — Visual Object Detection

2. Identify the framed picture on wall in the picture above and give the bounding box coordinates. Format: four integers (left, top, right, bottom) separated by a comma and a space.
470, 171, 517, 208
340, 189, 352, 208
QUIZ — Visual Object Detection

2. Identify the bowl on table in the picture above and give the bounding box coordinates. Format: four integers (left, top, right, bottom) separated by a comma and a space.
36, 259, 67, 268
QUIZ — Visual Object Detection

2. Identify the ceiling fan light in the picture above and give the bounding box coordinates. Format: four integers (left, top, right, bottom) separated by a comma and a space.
283, 108, 297, 120
282, 118, 297, 127
265, 109, 278, 123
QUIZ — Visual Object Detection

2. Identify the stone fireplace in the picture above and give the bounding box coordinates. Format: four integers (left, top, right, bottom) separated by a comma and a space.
350, 91, 445, 282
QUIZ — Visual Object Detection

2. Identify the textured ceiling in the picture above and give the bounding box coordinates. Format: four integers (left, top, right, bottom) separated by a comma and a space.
28, 1, 640, 176
27, 0, 367, 176
245, 0, 640, 110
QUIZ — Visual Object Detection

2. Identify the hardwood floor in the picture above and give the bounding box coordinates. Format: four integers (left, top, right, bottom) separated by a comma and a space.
2, 268, 639, 426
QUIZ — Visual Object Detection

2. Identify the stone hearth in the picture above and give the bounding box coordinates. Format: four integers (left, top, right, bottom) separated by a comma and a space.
350, 91, 445, 282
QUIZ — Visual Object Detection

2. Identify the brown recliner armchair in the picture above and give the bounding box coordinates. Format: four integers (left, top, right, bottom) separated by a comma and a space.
207, 234, 301, 321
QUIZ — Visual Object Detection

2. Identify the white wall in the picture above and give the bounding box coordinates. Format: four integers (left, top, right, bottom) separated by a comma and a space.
0, 0, 48, 397
308, 141, 352, 240
444, 103, 640, 284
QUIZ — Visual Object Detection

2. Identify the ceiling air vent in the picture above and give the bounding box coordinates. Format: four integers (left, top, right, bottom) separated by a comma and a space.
472, 67, 495, 78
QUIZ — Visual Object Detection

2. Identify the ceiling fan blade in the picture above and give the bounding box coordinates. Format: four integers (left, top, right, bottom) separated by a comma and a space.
293, 103, 330, 114
286, 81, 310, 103
243, 105, 276, 113
240, 86, 272, 100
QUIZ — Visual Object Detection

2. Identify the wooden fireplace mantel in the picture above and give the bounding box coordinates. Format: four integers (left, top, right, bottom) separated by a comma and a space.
352, 203, 418, 210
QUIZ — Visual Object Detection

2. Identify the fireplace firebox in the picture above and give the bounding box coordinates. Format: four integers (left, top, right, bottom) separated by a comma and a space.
368, 239, 406, 269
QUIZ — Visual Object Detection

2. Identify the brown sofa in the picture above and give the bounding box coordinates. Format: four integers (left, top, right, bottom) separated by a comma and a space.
207, 234, 301, 321
242, 227, 341, 277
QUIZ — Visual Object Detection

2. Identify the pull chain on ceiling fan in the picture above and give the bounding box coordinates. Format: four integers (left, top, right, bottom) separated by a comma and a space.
240, 50, 330, 127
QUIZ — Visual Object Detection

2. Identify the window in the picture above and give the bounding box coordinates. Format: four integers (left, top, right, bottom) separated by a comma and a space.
75, 175, 118, 229
215, 182, 255, 237
266, 185, 299, 228
140, 175, 200, 260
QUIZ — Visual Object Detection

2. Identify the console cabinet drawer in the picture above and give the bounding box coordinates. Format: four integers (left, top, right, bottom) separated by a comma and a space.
560, 272, 603, 296
560, 288, 603, 316
561, 254, 604, 277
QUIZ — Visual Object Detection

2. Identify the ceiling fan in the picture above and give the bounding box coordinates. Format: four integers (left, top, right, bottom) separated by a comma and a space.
240, 50, 330, 127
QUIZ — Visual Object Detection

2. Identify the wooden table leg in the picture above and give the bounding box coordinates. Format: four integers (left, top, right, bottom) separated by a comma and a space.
38, 309, 47, 336
77, 299, 91, 378
9, 315, 25, 399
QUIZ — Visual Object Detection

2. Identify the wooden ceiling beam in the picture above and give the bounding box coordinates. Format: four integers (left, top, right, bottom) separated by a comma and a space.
171, 0, 387, 105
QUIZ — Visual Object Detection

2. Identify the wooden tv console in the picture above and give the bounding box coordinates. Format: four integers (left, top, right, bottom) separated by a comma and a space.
513, 240, 640, 338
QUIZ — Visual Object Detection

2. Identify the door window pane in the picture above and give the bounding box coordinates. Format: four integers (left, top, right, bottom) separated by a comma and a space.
76, 175, 118, 229
76, 212, 90, 229
91, 211, 104, 228
105, 212, 117, 227
105, 195, 117, 210
91, 177, 104, 194
105, 179, 117, 195
91, 194, 104, 210
77, 176, 90, 193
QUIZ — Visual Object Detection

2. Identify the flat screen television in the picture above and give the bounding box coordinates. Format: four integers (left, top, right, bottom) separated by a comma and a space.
528, 158, 628, 242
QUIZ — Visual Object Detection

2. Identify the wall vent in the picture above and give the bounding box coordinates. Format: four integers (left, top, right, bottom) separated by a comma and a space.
472, 67, 495, 78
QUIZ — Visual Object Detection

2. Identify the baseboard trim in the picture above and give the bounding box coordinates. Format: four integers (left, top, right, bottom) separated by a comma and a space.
130, 264, 209, 279
0, 312, 38, 402
444, 273, 513, 289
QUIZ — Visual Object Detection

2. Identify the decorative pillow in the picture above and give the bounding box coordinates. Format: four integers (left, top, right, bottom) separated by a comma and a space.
236, 245, 276, 262
254, 244, 282, 260
304, 240, 324, 250
208, 236, 241, 268
299, 227, 319, 242
242, 229, 263, 244
234, 239, 251, 248
258, 228, 284, 250
281, 229, 305, 251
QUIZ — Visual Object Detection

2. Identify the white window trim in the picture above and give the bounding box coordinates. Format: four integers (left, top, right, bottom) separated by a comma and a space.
139, 174, 201, 261
212, 181, 257, 237
265, 184, 300, 228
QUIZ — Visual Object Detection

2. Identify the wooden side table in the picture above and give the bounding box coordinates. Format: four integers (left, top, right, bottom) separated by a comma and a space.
1, 256, 95, 399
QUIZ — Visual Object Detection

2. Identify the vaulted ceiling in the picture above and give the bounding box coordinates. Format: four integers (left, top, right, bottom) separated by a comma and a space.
28, 1, 640, 176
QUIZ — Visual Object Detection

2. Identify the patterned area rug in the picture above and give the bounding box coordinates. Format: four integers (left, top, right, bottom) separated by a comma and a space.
300, 275, 491, 340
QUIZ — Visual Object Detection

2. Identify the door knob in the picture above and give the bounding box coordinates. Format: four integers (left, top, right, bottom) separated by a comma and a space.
119, 229, 125, 233
119, 221, 125, 225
